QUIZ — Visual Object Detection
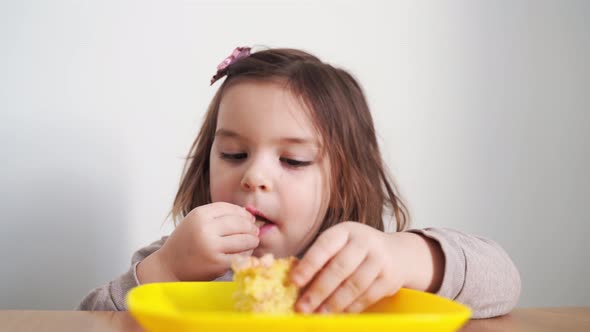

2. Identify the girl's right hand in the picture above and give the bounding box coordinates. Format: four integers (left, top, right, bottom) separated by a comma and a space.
138, 202, 259, 283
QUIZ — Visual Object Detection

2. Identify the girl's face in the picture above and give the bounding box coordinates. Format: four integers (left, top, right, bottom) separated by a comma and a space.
209, 80, 330, 258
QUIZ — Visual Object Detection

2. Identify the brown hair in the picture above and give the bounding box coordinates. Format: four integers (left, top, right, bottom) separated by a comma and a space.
171, 48, 409, 232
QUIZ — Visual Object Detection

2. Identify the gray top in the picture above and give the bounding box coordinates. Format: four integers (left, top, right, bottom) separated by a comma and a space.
76, 227, 521, 319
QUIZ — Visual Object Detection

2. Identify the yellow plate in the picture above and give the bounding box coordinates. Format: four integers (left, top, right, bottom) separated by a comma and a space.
127, 282, 471, 332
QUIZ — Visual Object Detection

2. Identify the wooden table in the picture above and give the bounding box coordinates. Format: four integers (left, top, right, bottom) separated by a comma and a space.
1, 308, 589, 331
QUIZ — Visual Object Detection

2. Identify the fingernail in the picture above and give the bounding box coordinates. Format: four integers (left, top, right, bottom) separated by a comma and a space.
297, 302, 310, 313
291, 274, 302, 286
348, 303, 362, 313
297, 295, 312, 313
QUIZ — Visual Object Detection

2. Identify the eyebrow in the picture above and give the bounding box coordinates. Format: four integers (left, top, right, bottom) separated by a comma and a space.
214, 128, 318, 145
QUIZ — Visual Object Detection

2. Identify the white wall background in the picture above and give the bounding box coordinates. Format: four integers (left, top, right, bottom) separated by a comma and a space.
1, 0, 588, 309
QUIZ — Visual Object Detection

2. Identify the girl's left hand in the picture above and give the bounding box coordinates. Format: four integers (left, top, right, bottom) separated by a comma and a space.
290, 221, 409, 314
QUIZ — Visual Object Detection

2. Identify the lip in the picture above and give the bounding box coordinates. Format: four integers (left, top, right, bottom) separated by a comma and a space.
258, 223, 276, 236
244, 205, 274, 224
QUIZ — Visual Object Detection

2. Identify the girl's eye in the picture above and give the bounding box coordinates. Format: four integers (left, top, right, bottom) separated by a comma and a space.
280, 157, 312, 168
220, 152, 247, 161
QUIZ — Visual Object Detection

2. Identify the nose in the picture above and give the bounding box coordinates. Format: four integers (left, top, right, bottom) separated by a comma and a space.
240, 160, 273, 192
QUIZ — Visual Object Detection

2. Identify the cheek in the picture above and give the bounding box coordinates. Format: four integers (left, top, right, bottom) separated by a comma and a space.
209, 159, 238, 202
285, 169, 330, 230
304, 167, 331, 232
280, 174, 329, 255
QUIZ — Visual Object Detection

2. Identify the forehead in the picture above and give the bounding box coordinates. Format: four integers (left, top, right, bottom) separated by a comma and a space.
217, 80, 319, 140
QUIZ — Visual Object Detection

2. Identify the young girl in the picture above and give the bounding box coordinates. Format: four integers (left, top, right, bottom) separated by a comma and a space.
78, 47, 521, 318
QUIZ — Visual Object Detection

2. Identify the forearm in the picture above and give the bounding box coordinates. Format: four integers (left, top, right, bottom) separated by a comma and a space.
408, 228, 521, 318
76, 263, 139, 311
392, 232, 445, 293
77, 237, 169, 311
136, 249, 179, 284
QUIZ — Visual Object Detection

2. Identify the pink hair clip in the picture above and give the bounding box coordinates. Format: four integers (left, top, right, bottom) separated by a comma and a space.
210, 46, 252, 85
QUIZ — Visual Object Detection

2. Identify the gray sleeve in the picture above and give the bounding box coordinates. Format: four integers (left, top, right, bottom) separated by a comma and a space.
408, 228, 521, 319
76, 236, 168, 311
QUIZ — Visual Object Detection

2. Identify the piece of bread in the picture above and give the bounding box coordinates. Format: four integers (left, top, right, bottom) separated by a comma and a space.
232, 254, 299, 313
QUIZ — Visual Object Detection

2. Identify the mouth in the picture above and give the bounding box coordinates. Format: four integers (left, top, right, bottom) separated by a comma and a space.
254, 215, 273, 227
245, 205, 276, 228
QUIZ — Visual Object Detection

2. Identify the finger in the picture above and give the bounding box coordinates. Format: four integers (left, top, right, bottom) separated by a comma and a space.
295, 240, 366, 314
213, 216, 259, 236
344, 276, 398, 313
291, 228, 349, 288
318, 255, 381, 313
219, 233, 260, 254
205, 202, 255, 220
224, 251, 253, 267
